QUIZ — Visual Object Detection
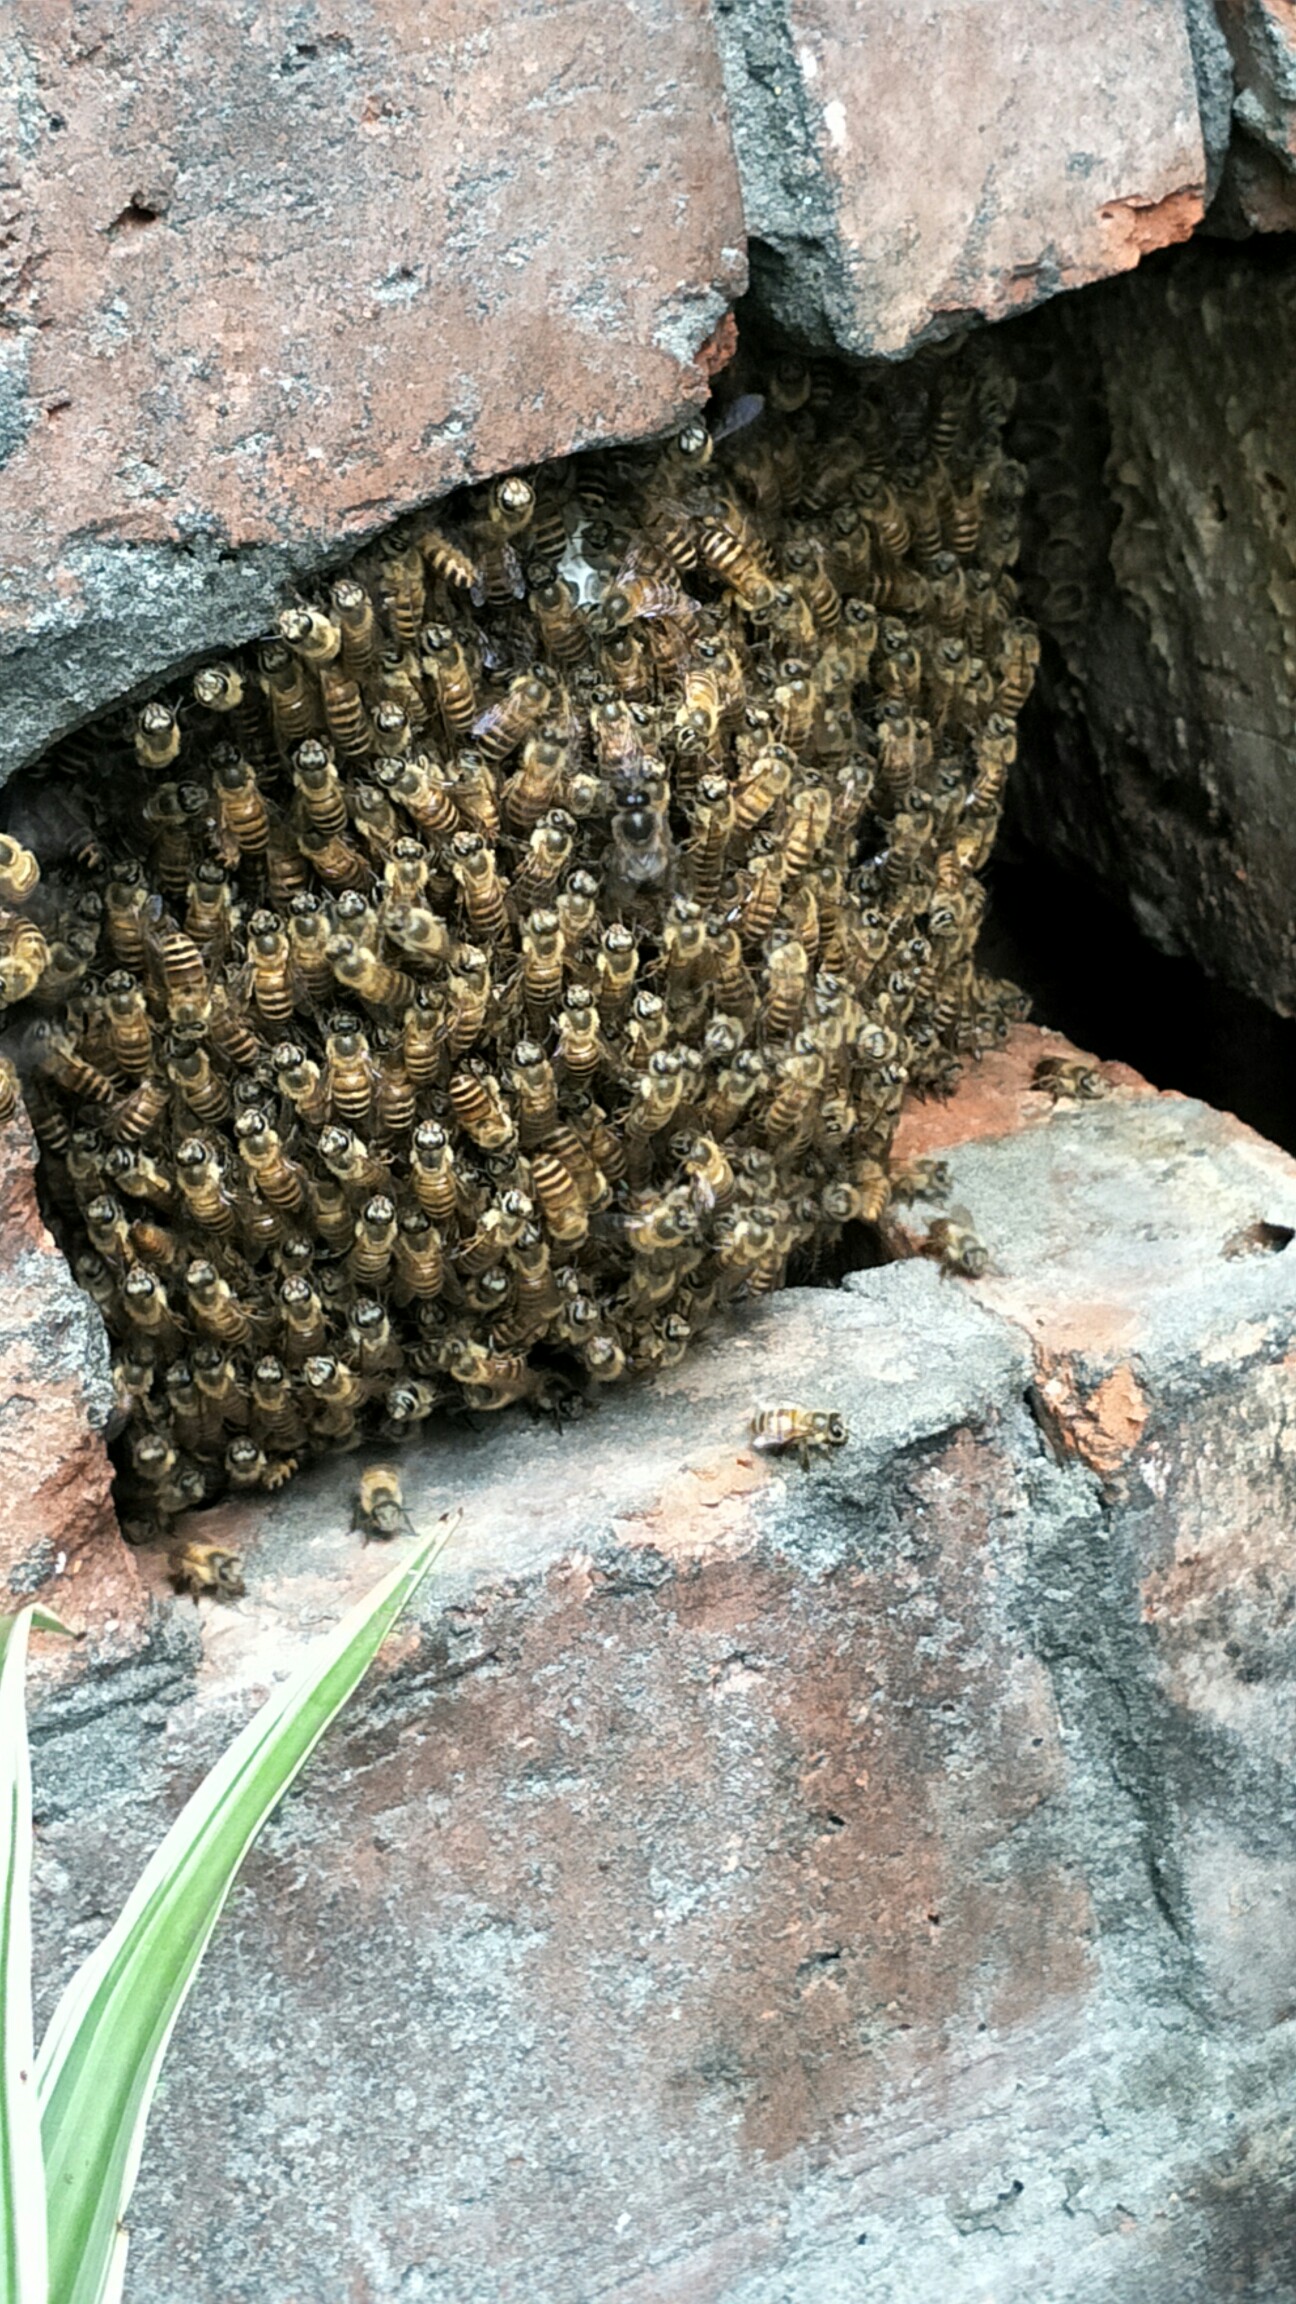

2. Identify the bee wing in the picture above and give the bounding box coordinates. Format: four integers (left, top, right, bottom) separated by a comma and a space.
470, 696, 517, 746
711, 392, 766, 444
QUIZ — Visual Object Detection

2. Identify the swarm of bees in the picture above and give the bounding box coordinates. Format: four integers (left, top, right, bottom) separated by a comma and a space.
0, 342, 1033, 1537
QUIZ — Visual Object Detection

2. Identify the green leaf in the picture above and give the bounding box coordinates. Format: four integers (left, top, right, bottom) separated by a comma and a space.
36, 1515, 457, 2304
0, 1607, 73, 2304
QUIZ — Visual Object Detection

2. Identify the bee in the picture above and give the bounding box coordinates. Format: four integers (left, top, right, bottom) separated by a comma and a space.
212, 751, 271, 859
134, 700, 182, 770
329, 576, 382, 678
448, 1063, 515, 1152
499, 733, 564, 836
355, 1463, 415, 1541
410, 1122, 460, 1222
449, 752, 500, 843
319, 667, 374, 760
393, 1209, 446, 1301
920, 1209, 989, 1278
316, 1123, 390, 1200
608, 778, 674, 894
110, 1078, 169, 1144
236, 1111, 308, 1211
186, 1259, 255, 1347
449, 831, 508, 940
302, 1354, 364, 1439
322, 1019, 376, 1126
184, 859, 235, 958
1032, 1056, 1109, 1103
292, 738, 349, 834
509, 1038, 559, 1145
388, 754, 460, 843
761, 932, 810, 1040
556, 871, 600, 948
169, 1541, 246, 1601
530, 577, 589, 668
554, 984, 604, 1081
0, 834, 40, 906
732, 745, 793, 834
473, 672, 550, 764
416, 524, 478, 592
889, 1155, 952, 1202
511, 812, 576, 914
280, 604, 342, 667
750, 1405, 848, 1470
174, 1136, 238, 1236
329, 936, 415, 1015
680, 1132, 735, 1214
0, 1057, 19, 1126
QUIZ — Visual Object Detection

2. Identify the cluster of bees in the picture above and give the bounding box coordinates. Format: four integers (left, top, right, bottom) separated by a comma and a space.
0, 343, 1034, 1540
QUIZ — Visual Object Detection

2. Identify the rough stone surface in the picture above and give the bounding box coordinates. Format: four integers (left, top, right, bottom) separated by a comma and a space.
1217, 0, 1296, 169
1006, 237, 1296, 1018
712, 0, 1207, 358
23, 1031, 1296, 2302
0, 1104, 143, 1649
0, 0, 745, 781
888, 1024, 1296, 2066
1212, 120, 1296, 227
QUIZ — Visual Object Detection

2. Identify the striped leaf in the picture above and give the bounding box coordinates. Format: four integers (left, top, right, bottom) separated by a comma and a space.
37, 1517, 456, 2304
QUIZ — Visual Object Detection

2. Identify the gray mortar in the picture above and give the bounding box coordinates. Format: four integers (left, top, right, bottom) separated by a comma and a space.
1185, 0, 1236, 202
708, 0, 850, 353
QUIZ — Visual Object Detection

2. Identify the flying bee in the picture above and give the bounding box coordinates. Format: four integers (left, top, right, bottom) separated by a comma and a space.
750, 1406, 848, 1470
355, 1463, 416, 1541
169, 1541, 246, 1601
920, 1208, 989, 1278
889, 1155, 952, 1203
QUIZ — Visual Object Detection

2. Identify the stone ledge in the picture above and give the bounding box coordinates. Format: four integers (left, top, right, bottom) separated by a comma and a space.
28, 1031, 1296, 2299
1, 0, 745, 780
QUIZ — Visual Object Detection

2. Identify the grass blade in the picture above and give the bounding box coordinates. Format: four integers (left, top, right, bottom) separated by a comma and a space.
0, 1606, 73, 2304
36, 1517, 456, 2304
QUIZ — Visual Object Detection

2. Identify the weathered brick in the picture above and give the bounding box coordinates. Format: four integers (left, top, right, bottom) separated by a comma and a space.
886, 1024, 1296, 2056
0, 1105, 143, 1651
0, 0, 745, 778
713, 0, 1206, 357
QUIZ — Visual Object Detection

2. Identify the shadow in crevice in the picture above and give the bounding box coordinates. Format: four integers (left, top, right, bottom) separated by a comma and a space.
980, 843, 1296, 1161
